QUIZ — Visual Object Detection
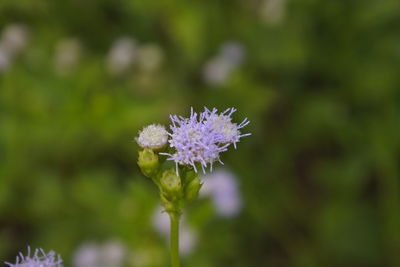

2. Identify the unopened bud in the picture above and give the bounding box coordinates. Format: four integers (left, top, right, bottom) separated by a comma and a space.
184, 176, 202, 202
160, 169, 182, 199
136, 124, 168, 150
137, 149, 159, 177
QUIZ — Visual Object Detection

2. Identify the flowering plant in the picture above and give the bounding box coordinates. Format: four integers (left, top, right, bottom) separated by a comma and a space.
136, 107, 250, 267
5, 247, 63, 267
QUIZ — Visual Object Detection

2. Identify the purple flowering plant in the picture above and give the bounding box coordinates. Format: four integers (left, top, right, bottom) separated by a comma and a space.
5, 247, 63, 267
136, 107, 250, 267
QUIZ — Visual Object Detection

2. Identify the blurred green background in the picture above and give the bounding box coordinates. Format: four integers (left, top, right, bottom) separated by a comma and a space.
1, 0, 400, 266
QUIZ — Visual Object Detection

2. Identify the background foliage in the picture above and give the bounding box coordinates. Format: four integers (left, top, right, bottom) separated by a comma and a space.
1, 0, 400, 266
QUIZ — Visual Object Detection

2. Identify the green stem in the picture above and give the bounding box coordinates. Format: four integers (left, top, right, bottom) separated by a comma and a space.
169, 212, 181, 267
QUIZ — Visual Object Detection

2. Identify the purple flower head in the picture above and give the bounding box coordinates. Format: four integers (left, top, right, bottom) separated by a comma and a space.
161, 107, 250, 174
5, 247, 63, 267
161, 108, 228, 174
204, 107, 251, 149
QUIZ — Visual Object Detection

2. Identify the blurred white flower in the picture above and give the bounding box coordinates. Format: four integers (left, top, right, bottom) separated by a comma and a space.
54, 38, 82, 76
73, 240, 126, 267
152, 206, 170, 236
1, 24, 29, 57
136, 44, 164, 72
0, 23, 29, 72
201, 168, 242, 217
0, 46, 11, 72
203, 58, 233, 86
152, 206, 198, 256
260, 0, 286, 25
179, 227, 197, 256
106, 37, 136, 75
203, 41, 246, 86
101, 241, 126, 267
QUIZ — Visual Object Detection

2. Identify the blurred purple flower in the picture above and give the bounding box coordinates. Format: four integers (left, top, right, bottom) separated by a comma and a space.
152, 206, 198, 256
73, 240, 126, 267
5, 247, 63, 267
203, 41, 246, 86
220, 42, 246, 66
201, 168, 242, 217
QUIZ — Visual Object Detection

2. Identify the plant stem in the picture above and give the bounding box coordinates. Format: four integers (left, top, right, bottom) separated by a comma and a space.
169, 212, 181, 267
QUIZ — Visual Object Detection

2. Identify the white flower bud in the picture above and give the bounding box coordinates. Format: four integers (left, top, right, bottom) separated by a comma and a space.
136, 124, 168, 150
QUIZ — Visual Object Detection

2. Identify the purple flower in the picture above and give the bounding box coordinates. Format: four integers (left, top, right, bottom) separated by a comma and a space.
204, 107, 251, 149
5, 247, 63, 267
161, 107, 250, 174
161, 108, 227, 174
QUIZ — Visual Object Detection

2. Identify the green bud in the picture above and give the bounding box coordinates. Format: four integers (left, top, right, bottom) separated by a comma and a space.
160, 169, 182, 199
137, 149, 159, 177
184, 176, 202, 202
